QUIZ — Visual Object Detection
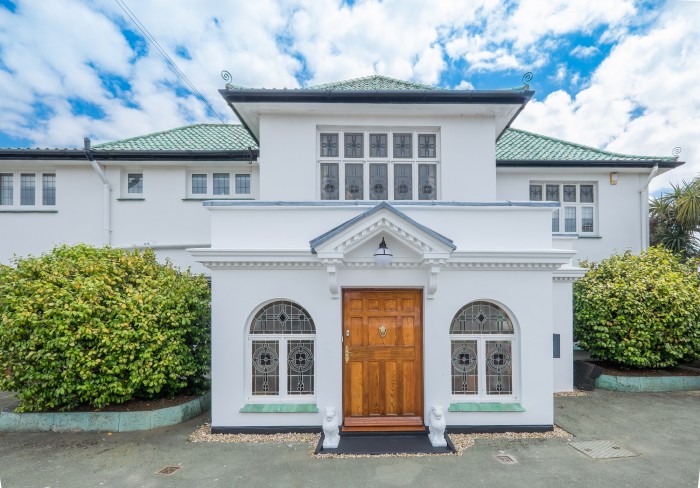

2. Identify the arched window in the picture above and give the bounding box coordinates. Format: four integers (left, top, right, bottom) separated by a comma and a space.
450, 301, 516, 398
249, 300, 316, 398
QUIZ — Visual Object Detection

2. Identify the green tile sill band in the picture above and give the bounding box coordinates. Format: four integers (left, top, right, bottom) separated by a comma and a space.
240, 403, 319, 413
448, 402, 525, 412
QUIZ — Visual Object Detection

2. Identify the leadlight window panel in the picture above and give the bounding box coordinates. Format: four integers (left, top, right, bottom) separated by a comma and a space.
451, 340, 478, 395
552, 209, 560, 232
320, 163, 339, 200
393, 133, 412, 158
393, 164, 412, 200
235, 174, 250, 194
418, 164, 437, 200
251, 340, 279, 395
250, 301, 316, 334
418, 134, 436, 158
485, 341, 513, 395
581, 207, 594, 233
450, 301, 514, 334
20, 174, 35, 205
529, 184, 542, 201
563, 185, 577, 202
0, 174, 13, 205
191, 174, 207, 194
545, 184, 559, 201
127, 173, 143, 194
344, 133, 364, 158
369, 163, 388, 200
213, 173, 230, 195
580, 184, 594, 203
287, 340, 314, 395
345, 163, 364, 200
42, 174, 56, 205
564, 206, 577, 232
320, 133, 339, 157
370, 133, 388, 158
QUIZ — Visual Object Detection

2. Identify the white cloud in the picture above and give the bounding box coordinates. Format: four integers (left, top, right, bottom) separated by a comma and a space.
514, 1, 700, 191
571, 45, 599, 58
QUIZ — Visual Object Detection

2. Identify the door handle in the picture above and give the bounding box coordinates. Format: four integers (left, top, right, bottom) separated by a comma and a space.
345, 345, 350, 364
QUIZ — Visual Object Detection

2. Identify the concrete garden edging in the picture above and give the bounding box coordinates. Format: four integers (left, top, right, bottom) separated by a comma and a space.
0, 393, 210, 432
595, 374, 700, 392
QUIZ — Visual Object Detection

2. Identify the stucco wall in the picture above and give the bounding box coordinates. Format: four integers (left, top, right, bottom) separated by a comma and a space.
497, 169, 648, 262
210, 265, 555, 429
258, 112, 497, 201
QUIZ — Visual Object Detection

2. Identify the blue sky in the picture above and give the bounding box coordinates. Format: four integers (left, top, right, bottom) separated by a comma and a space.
0, 0, 698, 190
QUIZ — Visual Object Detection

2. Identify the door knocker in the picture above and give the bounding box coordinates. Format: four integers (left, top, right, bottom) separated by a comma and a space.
378, 324, 387, 338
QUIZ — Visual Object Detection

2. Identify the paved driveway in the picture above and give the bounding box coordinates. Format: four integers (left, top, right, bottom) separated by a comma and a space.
0, 389, 698, 488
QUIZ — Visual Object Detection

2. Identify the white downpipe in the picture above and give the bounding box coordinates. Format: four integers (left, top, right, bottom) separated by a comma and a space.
640, 164, 659, 251
84, 138, 112, 245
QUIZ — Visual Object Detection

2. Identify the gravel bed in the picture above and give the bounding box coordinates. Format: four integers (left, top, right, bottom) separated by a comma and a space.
554, 389, 589, 397
189, 424, 572, 459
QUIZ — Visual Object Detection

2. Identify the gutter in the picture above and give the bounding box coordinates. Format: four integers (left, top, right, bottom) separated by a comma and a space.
640, 164, 659, 251
84, 137, 113, 245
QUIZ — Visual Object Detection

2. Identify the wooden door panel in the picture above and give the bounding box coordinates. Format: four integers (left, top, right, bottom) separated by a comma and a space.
342, 289, 423, 431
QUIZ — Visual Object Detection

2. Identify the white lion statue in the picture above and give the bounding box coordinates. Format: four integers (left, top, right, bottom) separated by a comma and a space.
322, 406, 340, 449
428, 405, 447, 447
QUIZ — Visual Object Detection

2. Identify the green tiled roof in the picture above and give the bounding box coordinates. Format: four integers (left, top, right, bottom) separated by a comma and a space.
497, 128, 676, 161
94, 124, 258, 151
93, 123, 674, 163
307, 75, 440, 91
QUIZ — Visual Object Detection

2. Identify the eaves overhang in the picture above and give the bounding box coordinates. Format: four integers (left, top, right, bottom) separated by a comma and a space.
496, 159, 682, 169
219, 88, 534, 105
0, 149, 259, 162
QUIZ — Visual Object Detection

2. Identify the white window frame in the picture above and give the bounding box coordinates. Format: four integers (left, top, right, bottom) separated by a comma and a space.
246, 333, 317, 403
317, 127, 440, 201
0, 170, 56, 209
186, 170, 252, 198
529, 181, 598, 236
120, 170, 144, 198
450, 302, 519, 403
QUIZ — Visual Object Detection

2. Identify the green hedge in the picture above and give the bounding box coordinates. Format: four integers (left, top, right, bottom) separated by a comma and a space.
574, 247, 700, 368
0, 245, 210, 412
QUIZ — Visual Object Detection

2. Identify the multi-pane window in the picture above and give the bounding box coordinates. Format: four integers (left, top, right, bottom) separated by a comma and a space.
318, 129, 439, 201
190, 172, 252, 197
191, 174, 207, 194
249, 301, 316, 398
0, 174, 13, 205
127, 173, 143, 194
530, 182, 596, 234
235, 174, 251, 195
20, 174, 35, 206
42, 174, 56, 205
213, 173, 230, 195
0, 172, 56, 208
450, 301, 516, 398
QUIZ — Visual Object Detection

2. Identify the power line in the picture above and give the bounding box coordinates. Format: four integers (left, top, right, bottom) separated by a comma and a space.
114, 0, 226, 123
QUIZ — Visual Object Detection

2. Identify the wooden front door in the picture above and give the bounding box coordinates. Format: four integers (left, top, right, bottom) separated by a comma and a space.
342, 289, 424, 431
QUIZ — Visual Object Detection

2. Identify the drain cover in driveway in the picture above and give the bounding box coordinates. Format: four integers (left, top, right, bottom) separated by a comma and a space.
570, 440, 638, 459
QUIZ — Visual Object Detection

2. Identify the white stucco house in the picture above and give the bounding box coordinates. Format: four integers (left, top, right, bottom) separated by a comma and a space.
0, 75, 682, 434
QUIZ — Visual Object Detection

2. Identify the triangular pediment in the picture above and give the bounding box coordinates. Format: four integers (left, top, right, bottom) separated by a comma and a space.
310, 202, 455, 266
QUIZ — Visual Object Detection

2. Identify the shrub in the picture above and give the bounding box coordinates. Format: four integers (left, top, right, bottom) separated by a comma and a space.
0, 244, 210, 412
574, 246, 700, 368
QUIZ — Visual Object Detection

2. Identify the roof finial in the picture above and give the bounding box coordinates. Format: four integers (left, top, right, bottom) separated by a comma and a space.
672, 147, 681, 157
221, 70, 233, 89
521, 72, 533, 90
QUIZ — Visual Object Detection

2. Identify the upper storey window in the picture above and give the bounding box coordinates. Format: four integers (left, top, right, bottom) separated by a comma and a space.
0, 171, 56, 208
318, 128, 439, 201
530, 182, 597, 235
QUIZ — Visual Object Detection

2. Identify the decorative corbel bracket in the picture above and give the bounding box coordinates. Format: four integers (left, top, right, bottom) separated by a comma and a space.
428, 265, 440, 299
327, 265, 339, 298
